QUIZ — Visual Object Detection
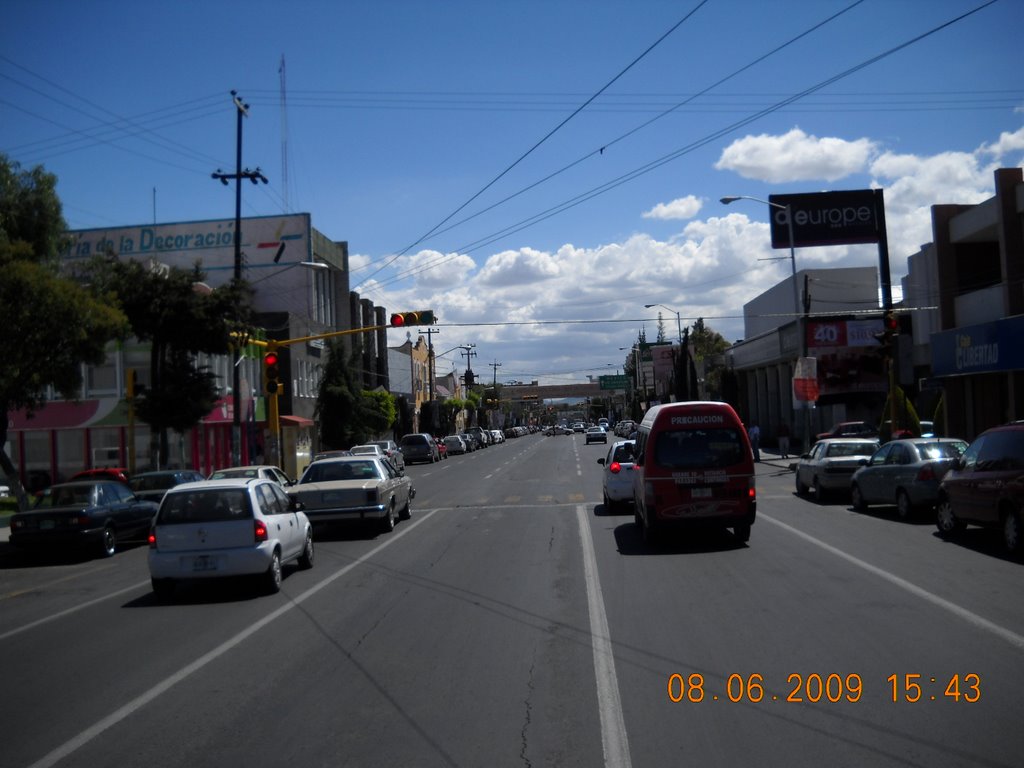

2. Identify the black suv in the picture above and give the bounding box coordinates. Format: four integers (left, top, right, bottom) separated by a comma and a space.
936, 423, 1024, 554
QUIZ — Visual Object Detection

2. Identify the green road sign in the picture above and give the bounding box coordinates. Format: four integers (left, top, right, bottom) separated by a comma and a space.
599, 375, 630, 390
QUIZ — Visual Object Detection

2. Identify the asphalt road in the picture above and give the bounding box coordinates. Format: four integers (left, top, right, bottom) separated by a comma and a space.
1, 433, 1022, 768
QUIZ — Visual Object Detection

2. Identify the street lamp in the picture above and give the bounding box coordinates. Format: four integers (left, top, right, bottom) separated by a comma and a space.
721, 194, 808, 452
643, 303, 682, 343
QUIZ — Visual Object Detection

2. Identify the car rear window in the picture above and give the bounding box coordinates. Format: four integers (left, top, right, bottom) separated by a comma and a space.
976, 430, 1024, 470
301, 460, 380, 483
824, 442, 877, 457
158, 489, 251, 523
612, 444, 635, 463
653, 429, 746, 469
918, 442, 966, 460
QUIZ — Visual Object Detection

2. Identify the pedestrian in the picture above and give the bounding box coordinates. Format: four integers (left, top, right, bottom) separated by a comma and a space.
777, 422, 790, 459
748, 423, 761, 462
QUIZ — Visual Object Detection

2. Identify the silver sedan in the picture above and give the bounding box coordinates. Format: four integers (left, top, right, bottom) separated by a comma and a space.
850, 438, 967, 518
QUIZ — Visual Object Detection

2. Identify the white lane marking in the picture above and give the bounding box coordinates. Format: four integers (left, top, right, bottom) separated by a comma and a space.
763, 514, 1024, 653
577, 504, 632, 768
0, 581, 148, 641
25, 509, 440, 768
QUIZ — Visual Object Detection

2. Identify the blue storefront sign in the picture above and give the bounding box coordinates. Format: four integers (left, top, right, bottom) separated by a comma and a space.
931, 316, 1024, 376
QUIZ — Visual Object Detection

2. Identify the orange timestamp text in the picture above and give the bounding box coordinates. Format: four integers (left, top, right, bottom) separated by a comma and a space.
667, 673, 981, 704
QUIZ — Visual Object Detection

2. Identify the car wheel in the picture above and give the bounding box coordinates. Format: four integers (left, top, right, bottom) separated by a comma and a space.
264, 550, 283, 594
733, 523, 751, 543
896, 490, 914, 520
399, 495, 412, 521
936, 498, 964, 538
1003, 508, 1022, 555
151, 577, 176, 602
795, 473, 808, 496
298, 531, 314, 570
850, 483, 866, 511
380, 501, 396, 533
100, 525, 117, 557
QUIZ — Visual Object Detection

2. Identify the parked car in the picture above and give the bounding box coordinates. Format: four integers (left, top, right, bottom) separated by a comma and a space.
366, 440, 406, 472
936, 423, 1024, 554
130, 469, 206, 504
850, 438, 968, 518
400, 433, 440, 464
312, 450, 353, 461
208, 465, 295, 487
816, 421, 879, 441
585, 426, 608, 444
147, 477, 313, 600
444, 435, 468, 455
70, 467, 131, 484
289, 456, 414, 532
489, 429, 505, 444
795, 438, 880, 500
10, 480, 159, 557
597, 440, 636, 512
466, 426, 491, 448
435, 436, 448, 460
460, 432, 481, 451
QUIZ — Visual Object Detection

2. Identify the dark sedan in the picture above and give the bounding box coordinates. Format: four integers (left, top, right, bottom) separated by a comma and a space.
9, 480, 159, 557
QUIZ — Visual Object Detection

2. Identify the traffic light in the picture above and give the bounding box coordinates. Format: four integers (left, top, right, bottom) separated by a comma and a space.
264, 348, 283, 396
464, 369, 476, 386
389, 309, 436, 327
873, 311, 899, 349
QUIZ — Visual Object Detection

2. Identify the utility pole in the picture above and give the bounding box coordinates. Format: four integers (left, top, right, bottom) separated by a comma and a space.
212, 90, 268, 466
490, 359, 502, 388
420, 326, 439, 401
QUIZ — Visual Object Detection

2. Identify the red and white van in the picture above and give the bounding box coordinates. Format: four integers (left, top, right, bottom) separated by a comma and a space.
632, 401, 756, 544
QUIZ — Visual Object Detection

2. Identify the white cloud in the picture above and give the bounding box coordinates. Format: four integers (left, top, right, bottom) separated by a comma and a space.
642, 195, 703, 220
715, 127, 877, 182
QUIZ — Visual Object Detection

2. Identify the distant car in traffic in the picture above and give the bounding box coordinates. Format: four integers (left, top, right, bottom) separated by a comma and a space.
69, 467, 131, 485
130, 469, 206, 504
585, 426, 608, 444
816, 421, 878, 441
208, 465, 295, 487
443, 435, 468, 455
147, 477, 313, 600
366, 440, 406, 472
400, 433, 440, 464
795, 438, 880, 501
850, 438, 968, 518
10, 480, 159, 557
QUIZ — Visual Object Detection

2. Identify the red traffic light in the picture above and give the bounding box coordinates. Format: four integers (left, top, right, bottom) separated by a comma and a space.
264, 351, 279, 367
884, 312, 898, 331
390, 309, 435, 327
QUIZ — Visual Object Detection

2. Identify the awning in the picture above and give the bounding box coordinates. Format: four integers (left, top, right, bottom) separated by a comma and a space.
280, 415, 315, 428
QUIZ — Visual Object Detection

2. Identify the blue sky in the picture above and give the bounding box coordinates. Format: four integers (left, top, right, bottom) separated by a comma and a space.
4, 0, 1022, 385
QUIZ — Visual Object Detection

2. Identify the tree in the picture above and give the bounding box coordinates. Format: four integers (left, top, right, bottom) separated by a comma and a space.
83, 256, 251, 468
316, 340, 396, 447
0, 155, 129, 509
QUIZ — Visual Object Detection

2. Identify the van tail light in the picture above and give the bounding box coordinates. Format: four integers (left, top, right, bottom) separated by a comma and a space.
748, 478, 757, 500
609, 461, 622, 474
254, 519, 269, 543
916, 465, 936, 482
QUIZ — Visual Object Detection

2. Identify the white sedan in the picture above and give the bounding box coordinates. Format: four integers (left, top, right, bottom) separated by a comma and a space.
289, 456, 414, 533
148, 477, 314, 600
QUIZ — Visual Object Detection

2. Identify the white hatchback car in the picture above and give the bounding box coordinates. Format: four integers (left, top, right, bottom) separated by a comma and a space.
148, 478, 313, 600
597, 440, 636, 512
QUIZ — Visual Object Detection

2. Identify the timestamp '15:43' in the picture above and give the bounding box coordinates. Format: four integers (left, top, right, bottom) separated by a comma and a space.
887, 673, 981, 702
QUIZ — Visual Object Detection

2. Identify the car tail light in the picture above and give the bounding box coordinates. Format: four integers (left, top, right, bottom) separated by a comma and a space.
916, 465, 936, 481
148, 528, 157, 548
254, 519, 269, 542
748, 478, 757, 500
609, 461, 621, 473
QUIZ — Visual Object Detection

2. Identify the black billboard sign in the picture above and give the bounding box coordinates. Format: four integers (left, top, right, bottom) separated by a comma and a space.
768, 189, 882, 248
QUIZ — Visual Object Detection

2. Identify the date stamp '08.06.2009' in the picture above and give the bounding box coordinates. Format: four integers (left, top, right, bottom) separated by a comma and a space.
667, 673, 982, 704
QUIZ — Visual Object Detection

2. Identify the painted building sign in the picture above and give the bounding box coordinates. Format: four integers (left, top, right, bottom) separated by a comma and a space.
931, 316, 1024, 376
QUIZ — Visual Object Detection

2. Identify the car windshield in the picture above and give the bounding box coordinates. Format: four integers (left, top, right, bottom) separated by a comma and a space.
210, 468, 260, 480
825, 442, 877, 457
301, 460, 381, 483
158, 489, 251, 523
654, 429, 745, 469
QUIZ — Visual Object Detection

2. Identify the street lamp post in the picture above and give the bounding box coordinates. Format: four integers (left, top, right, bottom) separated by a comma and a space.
643, 303, 683, 343
721, 195, 808, 453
